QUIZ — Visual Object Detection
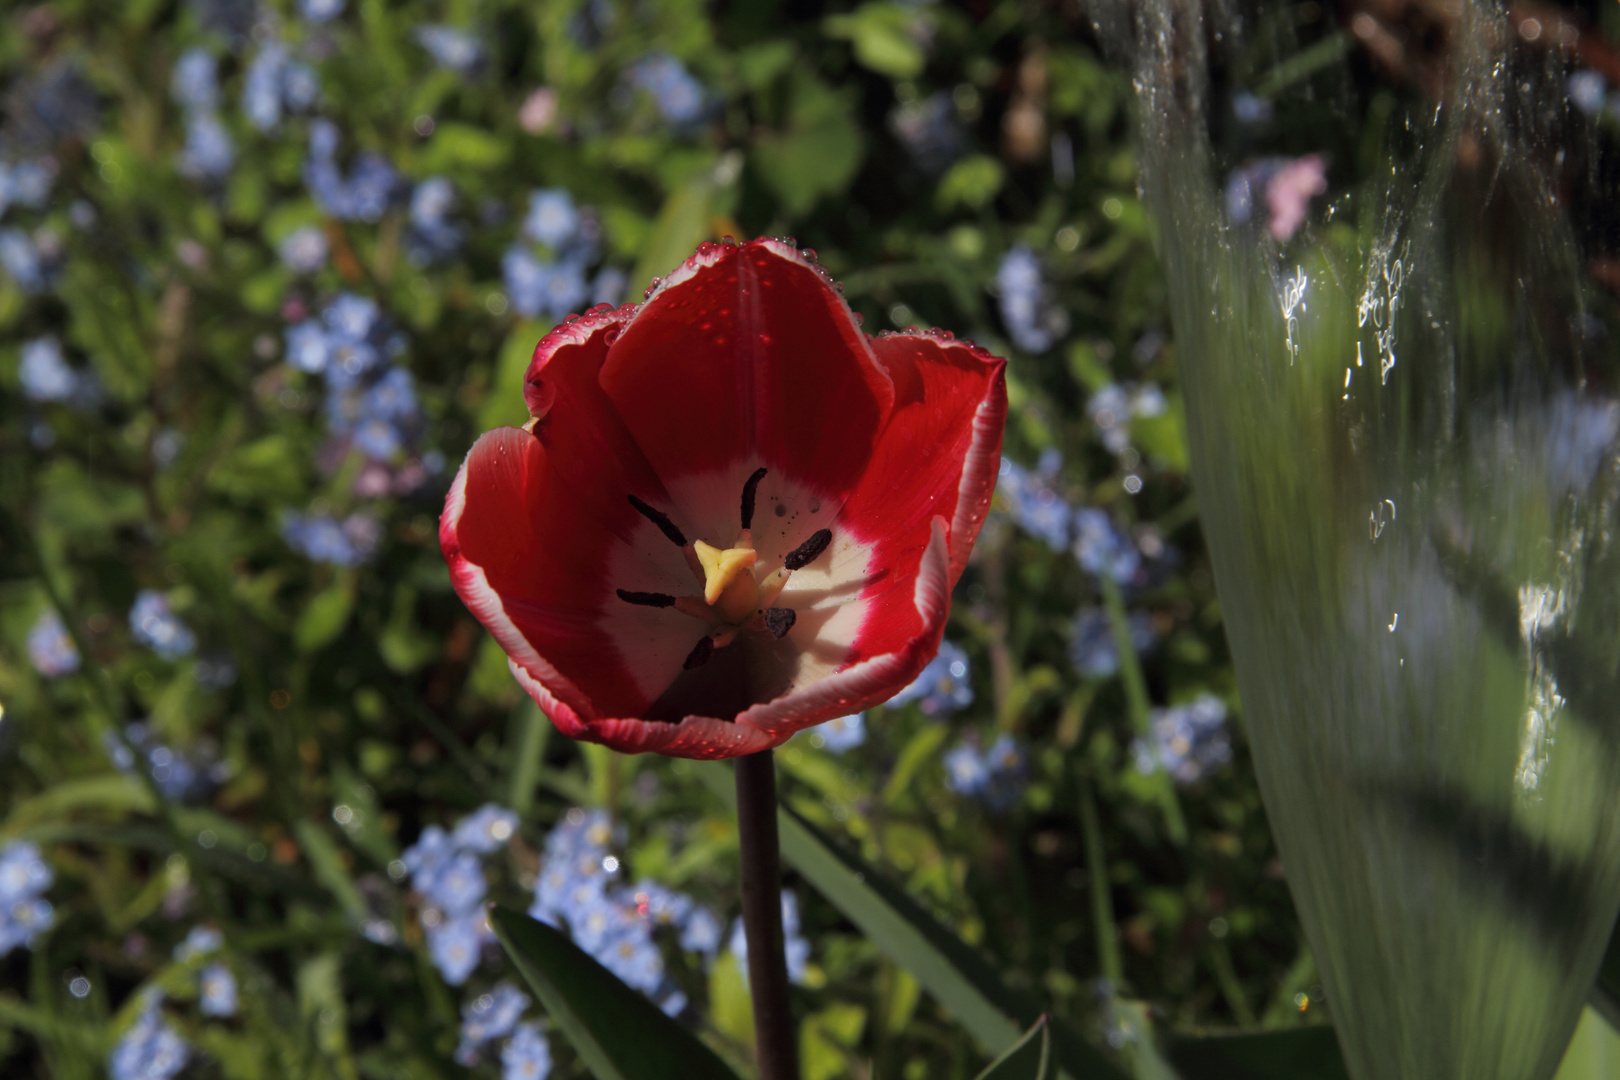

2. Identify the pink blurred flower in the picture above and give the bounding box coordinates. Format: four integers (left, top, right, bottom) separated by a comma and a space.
519, 88, 558, 135
1265, 154, 1327, 241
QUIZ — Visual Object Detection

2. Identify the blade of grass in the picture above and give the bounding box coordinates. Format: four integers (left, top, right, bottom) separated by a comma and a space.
490, 905, 741, 1080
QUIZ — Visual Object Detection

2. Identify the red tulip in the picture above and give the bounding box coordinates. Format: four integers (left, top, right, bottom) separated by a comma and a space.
440, 238, 1006, 758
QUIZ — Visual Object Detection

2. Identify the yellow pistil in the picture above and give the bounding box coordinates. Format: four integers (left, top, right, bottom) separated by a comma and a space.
693, 540, 760, 622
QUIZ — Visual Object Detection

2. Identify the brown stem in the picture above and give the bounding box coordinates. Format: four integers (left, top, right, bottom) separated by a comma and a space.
735, 750, 800, 1080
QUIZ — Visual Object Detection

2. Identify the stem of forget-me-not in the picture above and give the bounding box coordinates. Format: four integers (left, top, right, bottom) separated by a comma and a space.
735, 749, 800, 1080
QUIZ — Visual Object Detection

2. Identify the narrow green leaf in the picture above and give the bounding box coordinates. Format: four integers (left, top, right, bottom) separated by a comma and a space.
697, 763, 1129, 1080
975, 1016, 1052, 1080
479, 320, 551, 433
293, 819, 368, 922
629, 153, 741, 299
490, 906, 741, 1080
0, 775, 153, 839
295, 572, 357, 653
1163, 1027, 1348, 1080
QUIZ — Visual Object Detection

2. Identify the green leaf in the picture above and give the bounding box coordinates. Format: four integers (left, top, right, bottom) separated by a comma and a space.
936, 156, 1007, 213
490, 906, 742, 1080
418, 122, 510, 171
697, 763, 1130, 1080
294, 573, 357, 653
207, 435, 306, 502
975, 1016, 1052, 1080
824, 4, 927, 79
1164, 1027, 1348, 1080
750, 72, 864, 217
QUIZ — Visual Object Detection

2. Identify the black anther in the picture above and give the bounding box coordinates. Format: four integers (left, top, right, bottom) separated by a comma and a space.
627, 494, 687, 547
783, 528, 833, 570
740, 467, 769, 530
683, 635, 715, 670
617, 589, 676, 607
764, 607, 797, 639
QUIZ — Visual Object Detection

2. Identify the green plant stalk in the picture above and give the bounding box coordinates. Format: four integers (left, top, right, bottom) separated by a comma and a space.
1099, 572, 1187, 844
735, 750, 800, 1080
506, 699, 551, 818
1077, 773, 1124, 987
1207, 938, 1257, 1027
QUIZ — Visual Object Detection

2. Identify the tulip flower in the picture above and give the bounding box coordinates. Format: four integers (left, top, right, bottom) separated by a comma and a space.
441, 237, 1006, 759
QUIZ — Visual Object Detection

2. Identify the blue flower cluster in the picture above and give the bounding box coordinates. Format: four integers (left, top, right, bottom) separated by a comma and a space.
1134, 694, 1232, 785
1086, 382, 1167, 456
278, 224, 329, 274
808, 712, 865, 754
243, 41, 320, 132
0, 841, 54, 956
502, 1021, 554, 1080
529, 809, 719, 1015
18, 334, 96, 408
299, 0, 345, 24
1568, 69, 1620, 119
1231, 91, 1273, 125
996, 450, 1072, 550
1069, 608, 1155, 679
130, 590, 198, 660
284, 292, 420, 465
1073, 508, 1140, 586
26, 608, 79, 678
453, 984, 541, 1068
503, 188, 623, 322
304, 120, 401, 222
943, 734, 1027, 811
106, 722, 230, 803
0, 153, 59, 295
890, 91, 965, 175
171, 50, 234, 181
890, 639, 973, 716
401, 804, 518, 986
627, 54, 706, 125
415, 25, 483, 74
408, 176, 462, 264
281, 511, 382, 567
996, 246, 1068, 354
0, 223, 61, 293
108, 990, 189, 1080
0, 156, 53, 220
174, 926, 238, 1017
726, 891, 811, 985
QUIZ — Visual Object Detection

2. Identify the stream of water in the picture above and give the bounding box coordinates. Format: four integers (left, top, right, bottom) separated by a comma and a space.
1096, 4, 1620, 1078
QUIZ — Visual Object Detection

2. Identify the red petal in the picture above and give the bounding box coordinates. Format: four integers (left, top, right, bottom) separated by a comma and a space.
599, 240, 894, 504
441, 426, 702, 721
507, 660, 777, 759
524, 305, 670, 549
737, 517, 954, 742
838, 333, 1007, 658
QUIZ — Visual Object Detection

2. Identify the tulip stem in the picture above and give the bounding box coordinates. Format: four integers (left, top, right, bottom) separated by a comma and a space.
735, 749, 800, 1080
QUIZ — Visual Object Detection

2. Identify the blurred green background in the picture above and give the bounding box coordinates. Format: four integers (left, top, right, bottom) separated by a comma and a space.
0, 1, 1616, 1078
